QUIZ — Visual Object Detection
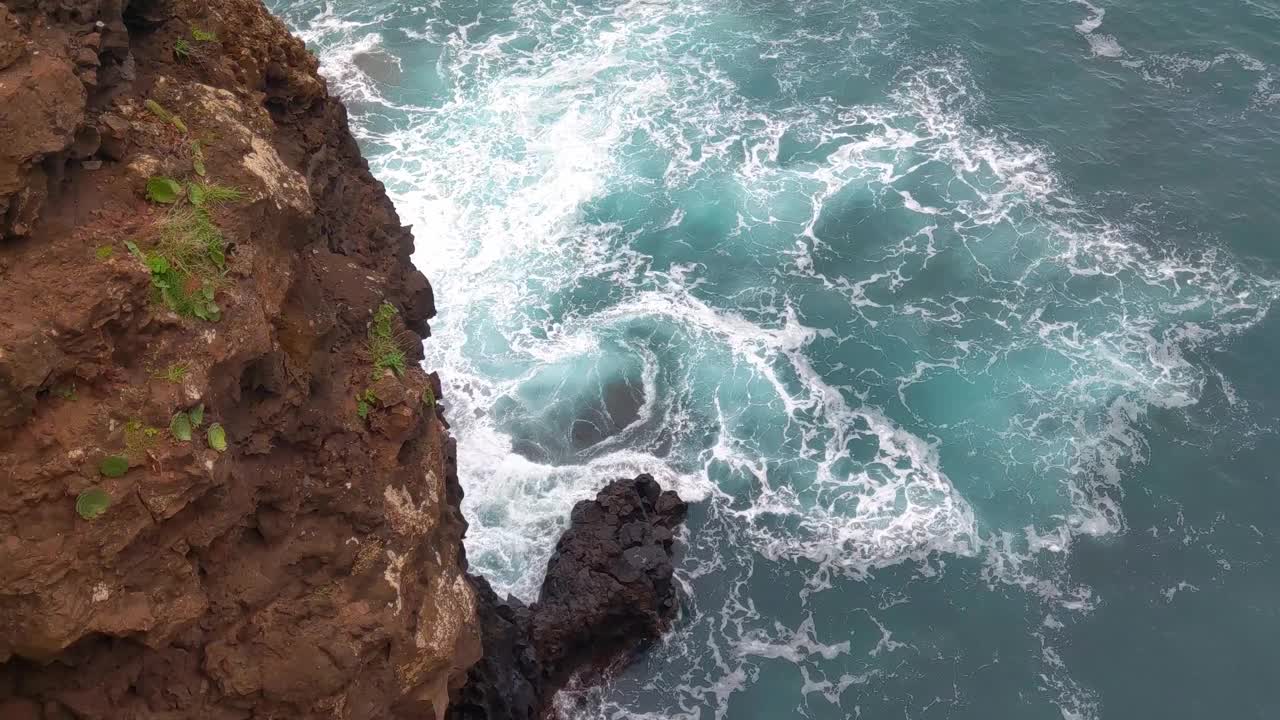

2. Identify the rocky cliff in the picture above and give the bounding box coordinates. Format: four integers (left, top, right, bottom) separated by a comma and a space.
0, 1, 687, 718
0, 0, 479, 716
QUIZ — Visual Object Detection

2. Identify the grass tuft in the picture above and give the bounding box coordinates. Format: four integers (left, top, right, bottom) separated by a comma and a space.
189, 183, 243, 207
131, 179, 243, 321
191, 26, 218, 43
144, 99, 188, 134
367, 302, 407, 378
155, 363, 189, 383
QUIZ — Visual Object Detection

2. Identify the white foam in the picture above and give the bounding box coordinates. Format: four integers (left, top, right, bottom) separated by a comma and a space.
1085, 33, 1124, 58
288, 0, 1280, 715
1072, 0, 1105, 34
1068, 2, 1277, 106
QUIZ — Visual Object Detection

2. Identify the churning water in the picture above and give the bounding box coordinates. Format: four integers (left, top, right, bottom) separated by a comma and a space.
271, 0, 1280, 716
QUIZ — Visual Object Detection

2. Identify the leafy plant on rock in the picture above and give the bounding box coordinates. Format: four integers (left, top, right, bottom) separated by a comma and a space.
98, 455, 129, 478
155, 362, 189, 383
356, 388, 379, 420
169, 411, 193, 441
191, 25, 218, 43
130, 177, 243, 322
367, 302, 407, 378
123, 419, 161, 460
76, 488, 112, 520
207, 423, 227, 452
144, 99, 188, 133
146, 176, 183, 204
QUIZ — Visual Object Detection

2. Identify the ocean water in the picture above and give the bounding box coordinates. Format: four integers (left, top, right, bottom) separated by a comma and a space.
268, 0, 1280, 717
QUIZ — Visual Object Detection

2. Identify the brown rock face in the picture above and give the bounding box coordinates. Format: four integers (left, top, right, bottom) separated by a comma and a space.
0, 0, 479, 717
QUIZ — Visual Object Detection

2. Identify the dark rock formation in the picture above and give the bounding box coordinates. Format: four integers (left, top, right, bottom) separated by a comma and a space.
449, 474, 688, 720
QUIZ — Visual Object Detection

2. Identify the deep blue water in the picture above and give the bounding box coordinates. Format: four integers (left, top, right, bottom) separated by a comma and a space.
269, 1, 1280, 717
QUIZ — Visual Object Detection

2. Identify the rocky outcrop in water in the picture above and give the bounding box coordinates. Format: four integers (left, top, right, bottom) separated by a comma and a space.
448, 474, 689, 720
0, 0, 477, 717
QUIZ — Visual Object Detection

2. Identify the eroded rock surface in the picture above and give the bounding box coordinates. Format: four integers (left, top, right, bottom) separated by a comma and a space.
0, 0, 476, 717
448, 475, 689, 720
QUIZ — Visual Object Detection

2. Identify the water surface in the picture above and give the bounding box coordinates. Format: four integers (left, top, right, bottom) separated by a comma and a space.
269, 0, 1280, 716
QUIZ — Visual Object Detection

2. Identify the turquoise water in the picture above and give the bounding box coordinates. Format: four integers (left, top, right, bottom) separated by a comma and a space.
270, 1, 1280, 717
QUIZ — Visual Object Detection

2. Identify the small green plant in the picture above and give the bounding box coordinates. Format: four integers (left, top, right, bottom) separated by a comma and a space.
123, 419, 161, 459
76, 488, 112, 520
187, 182, 243, 208
174, 38, 192, 59
130, 178, 242, 321
206, 422, 227, 452
95, 245, 114, 261
190, 140, 206, 177
144, 251, 222, 321
146, 176, 183, 204
169, 411, 193, 441
367, 302, 407, 378
191, 25, 217, 42
169, 402, 209, 442
53, 382, 77, 400
155, 362, 189, 383
356, 388, 379, 420
423, 385, 436, 410
144, 98, 188, 133
98, 455, 129, 478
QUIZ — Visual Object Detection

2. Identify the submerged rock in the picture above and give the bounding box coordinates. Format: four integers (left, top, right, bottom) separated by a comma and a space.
449, 474, 688, 720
